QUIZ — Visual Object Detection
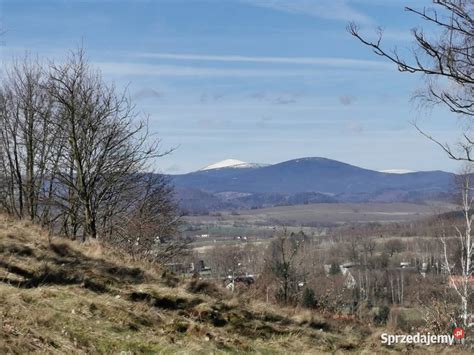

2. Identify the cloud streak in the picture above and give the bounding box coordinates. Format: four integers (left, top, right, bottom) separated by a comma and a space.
96, 61, 391, 78
136, 53, 391, 70
97, 62, 324, 77
240, 0, 372, 24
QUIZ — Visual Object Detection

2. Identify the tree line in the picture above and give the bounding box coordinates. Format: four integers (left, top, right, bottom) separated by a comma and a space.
0, 49, 184, 261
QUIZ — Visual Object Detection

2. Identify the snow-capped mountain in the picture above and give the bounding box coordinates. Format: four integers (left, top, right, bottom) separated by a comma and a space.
199, 159, 266, 171
380, 169, 416, 174
170, 157, 453, 212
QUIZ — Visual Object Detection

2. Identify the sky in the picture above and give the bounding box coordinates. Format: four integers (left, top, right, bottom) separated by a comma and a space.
0, 0, 465, 173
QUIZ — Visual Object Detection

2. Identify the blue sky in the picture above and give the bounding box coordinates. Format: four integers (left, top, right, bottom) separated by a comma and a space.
0, 0, 463, 173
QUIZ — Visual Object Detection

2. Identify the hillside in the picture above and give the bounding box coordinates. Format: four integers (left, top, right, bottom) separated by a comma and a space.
0, 215, 467, 354
0, 215, 366, 353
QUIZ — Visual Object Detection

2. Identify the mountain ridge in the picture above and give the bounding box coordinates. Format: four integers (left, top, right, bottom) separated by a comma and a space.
169, 157, 454, 213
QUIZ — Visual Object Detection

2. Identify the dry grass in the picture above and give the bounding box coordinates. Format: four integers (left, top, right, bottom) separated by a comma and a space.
0, 214, 470, 354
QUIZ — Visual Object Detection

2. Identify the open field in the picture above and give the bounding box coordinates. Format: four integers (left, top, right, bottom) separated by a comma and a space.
183, 202, 455, 249
185, 202, 453, 227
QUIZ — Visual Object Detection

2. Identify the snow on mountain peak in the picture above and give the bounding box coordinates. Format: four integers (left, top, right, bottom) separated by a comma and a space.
380, 169, 416, 174
200, 159, 256, 171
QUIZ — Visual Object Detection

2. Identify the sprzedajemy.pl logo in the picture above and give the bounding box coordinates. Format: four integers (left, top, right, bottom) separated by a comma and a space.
381, 327, 465, 346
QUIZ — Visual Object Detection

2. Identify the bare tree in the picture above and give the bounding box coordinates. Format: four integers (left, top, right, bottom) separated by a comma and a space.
265, 228, 306, 304
346, 238, 361, 261
349, 0, 474, 161
349, 0, 473, 328
439, 164, 473, 328
384, 239, 404, 257
47, 49, 168, 240
362, 238, 376, 258
206, 244, 244, 279
0, 48, 183, 264
0, 56, 60, 223
113, 174, 185, 262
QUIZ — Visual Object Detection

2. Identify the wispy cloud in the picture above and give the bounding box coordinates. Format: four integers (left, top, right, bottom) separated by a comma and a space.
240, 0, 372, 24
97, 62, 313, 77
135, 53, 391, 70
248, 91, 267, 100
247, 91, 302, 105
132, 87, 164, 100
339, 95, 355, 106
196, 119, 233, 129
200, 92, 226, 103
348, 0, 416, 7
96, 61, 390, 78
343, 121, 364, 134
274, 96, 297, 105
274, 92, 303, 105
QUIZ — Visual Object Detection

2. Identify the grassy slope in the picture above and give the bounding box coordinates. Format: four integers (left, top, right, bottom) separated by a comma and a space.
0, 215, 465, 354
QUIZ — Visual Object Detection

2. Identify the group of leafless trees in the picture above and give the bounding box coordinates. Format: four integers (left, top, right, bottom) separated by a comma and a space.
0, 49, 183, 261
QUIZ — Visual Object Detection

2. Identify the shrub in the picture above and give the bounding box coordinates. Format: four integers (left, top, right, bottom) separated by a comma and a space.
329, 263, 341, 275
374, 305, 390, 325
161, 270, 180, 288
187, 279, 223, 298
301, 288, 317, 308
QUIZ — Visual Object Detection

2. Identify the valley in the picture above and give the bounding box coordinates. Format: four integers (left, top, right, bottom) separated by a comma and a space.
2, 0, 473, 352
182, 201, 454, 248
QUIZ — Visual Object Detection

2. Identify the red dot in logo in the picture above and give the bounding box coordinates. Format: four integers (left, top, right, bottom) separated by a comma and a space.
453, 327, 465, 340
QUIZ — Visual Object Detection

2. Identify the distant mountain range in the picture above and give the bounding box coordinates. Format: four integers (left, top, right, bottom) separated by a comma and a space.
168, 157, 455, 213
